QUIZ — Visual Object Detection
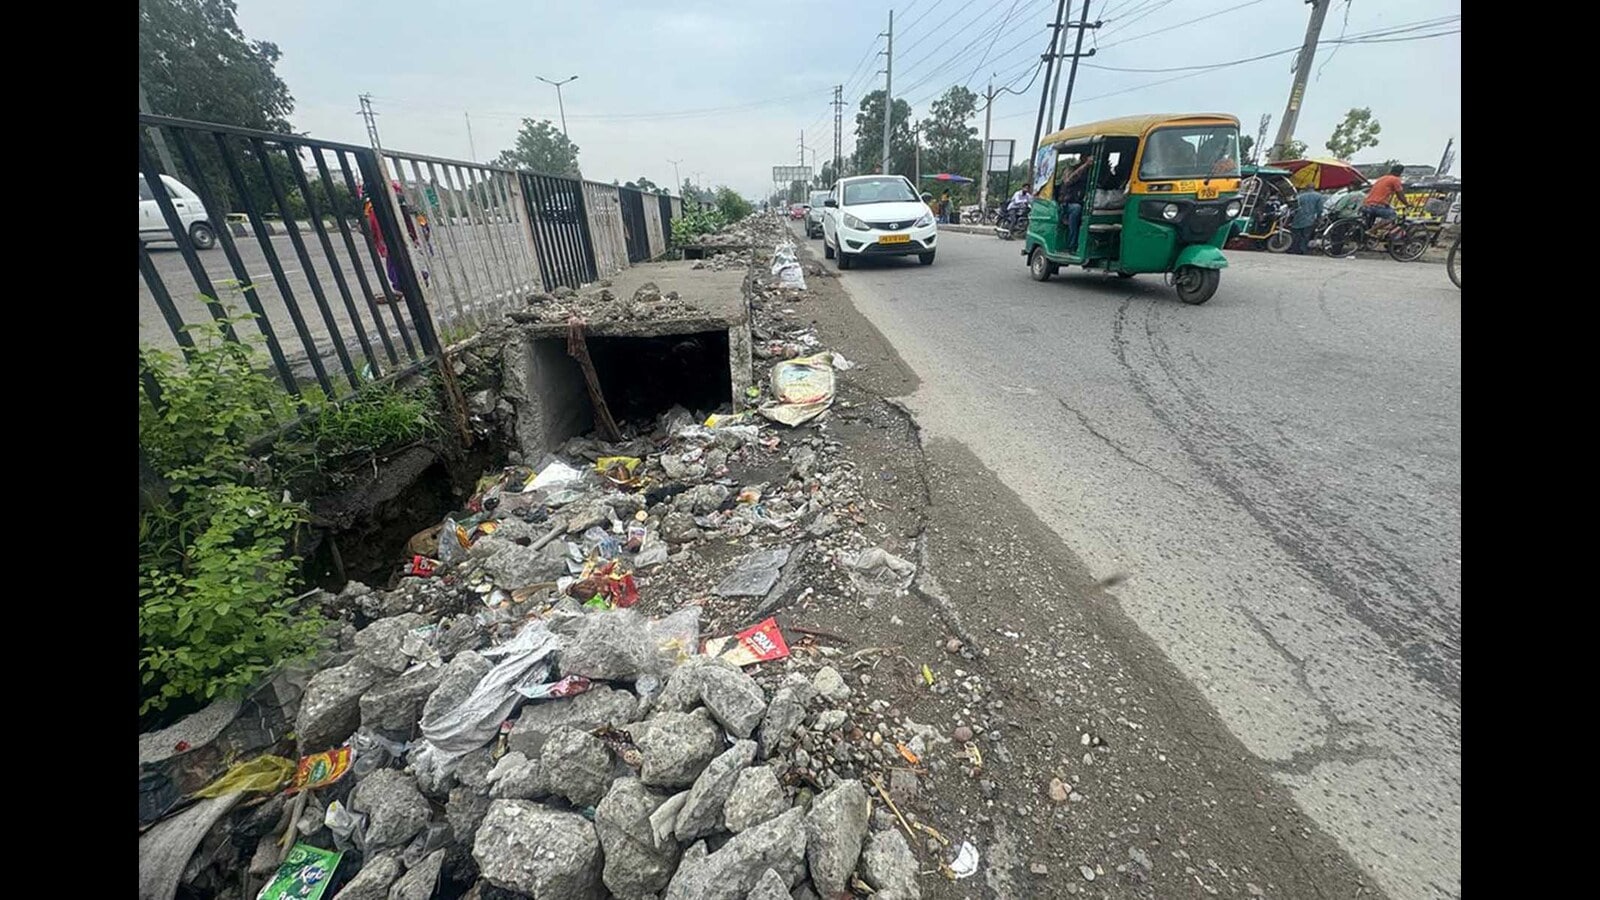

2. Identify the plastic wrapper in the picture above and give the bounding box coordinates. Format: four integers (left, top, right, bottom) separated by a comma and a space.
323, 800, 366, 854
288, 746, 353, 794
648, 607, 703, 669
350, 729, 409, 779
842, 546, 917, 596
531, 460, 585, 491
436, 518, 471, 565
257, 843, 342, 900
515, 673, 593, 701
192, 755, 294, 798
702, 617, 791, 667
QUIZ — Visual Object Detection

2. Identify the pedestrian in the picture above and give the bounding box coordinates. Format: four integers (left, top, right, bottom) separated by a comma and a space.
1361, 163, 1407, 229
1290, 187, 1325, 255
940, 189, 953, 224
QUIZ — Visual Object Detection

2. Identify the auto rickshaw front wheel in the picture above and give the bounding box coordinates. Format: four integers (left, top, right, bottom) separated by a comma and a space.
1174, 266, 1220, 305
1029, 247, 1056, 281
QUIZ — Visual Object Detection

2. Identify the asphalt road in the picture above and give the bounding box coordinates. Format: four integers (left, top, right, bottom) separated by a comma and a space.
139, 224, 541, 378
806, 225, 1461, 899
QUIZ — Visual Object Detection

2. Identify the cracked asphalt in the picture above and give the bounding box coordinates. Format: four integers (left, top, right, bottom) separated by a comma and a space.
800, 226, 1461, 899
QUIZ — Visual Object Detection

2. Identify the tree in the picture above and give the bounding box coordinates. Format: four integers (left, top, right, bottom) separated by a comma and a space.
681, 179, 715, 207
626, 176, 660, 192
852, 90, 915, 177
1239, 134, 1255, 165
1270, 139, 1308, 162
920, 87, 982, 179
140, 0, 294, 132
715, 187, 752, 222
494, 119, 580, 176
1326, 107, 1381, 160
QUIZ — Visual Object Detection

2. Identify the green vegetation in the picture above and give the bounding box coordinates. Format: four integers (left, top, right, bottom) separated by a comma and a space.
139, 312, 447, 720
714, 187, 752, 223
670, 206, 727, 245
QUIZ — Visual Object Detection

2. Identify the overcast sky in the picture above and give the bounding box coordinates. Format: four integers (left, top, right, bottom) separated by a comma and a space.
237, 0, 1460, 198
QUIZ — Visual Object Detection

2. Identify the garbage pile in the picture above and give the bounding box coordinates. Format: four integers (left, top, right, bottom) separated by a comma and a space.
139, 211, 984, 900
514, 280, 706, 325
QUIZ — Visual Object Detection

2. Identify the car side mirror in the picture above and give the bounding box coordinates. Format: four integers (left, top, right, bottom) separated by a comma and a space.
823, 199, 838, 208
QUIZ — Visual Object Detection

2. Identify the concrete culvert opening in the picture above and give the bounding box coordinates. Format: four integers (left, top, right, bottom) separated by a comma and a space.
585, 330, 732, 424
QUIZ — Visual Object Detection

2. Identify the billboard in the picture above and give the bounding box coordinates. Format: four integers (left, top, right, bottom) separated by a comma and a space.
772, 165, 813, 184
985, 139, 1015, 174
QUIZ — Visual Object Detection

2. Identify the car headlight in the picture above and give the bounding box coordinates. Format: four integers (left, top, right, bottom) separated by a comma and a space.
1162, 203, 1181, 221
1224, 200, 1242, 219
842, 213, 867, 230
914, 213, 933, 228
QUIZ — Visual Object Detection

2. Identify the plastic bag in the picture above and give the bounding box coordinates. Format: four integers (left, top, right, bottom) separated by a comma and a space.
414, 620, 561, 778
436, 518, 471, 565
350, 728, 410, 779
402, 821, 452, 868
324, 800, 366, 854
843, 547, 917, 596
531, 460, 585, 491
648, 606, 703, 669
191, 755, 295, 798
759, 353, 837, 426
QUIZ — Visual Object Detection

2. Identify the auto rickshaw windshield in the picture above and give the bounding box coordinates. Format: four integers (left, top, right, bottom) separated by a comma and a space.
1139, 125, 1241, 181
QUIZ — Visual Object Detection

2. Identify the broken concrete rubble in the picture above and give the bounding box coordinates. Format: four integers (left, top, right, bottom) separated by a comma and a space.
630, 709, 724, 789
595, 777, 680, 898
350, 768, 432, 852
804, 779, 871, 897
472, 800, 603, 899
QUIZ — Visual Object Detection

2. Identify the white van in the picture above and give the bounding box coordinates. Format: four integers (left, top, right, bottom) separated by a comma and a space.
140, 173, 217, 249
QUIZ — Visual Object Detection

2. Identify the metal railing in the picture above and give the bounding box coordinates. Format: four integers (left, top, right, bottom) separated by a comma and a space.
139, 113, 689, 410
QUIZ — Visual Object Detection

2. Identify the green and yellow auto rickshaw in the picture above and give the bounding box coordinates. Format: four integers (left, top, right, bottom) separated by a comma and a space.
1022, 113, 1244, 305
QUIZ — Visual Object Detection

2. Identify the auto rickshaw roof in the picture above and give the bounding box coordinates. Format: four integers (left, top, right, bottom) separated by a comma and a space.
1038, 113, 1240, 148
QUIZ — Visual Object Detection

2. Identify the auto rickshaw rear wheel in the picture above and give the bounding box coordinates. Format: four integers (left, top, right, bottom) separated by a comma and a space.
1174, 266, 1220, 305
1029, 247, 1054, 281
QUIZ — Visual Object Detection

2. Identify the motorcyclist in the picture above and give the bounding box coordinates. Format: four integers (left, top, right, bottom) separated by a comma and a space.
1002, 185, 1033, 229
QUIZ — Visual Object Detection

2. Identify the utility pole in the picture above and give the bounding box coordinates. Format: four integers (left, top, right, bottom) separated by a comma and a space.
358, 93, 384, 153
880, 10, 894, 174
979, 81, 996, 212
465, 112, 478, 161
138, 82, 177, 176
1047, 3, 1070, 133
1435, 137, 1455, 177
1057, 1, 1100, 131
1253, 114, 1271, 165
537, 74, 579, 140
1031, 0, 1069, 163
913, 123, 921, 185
832, 85, 844, 181
1270, 0, 1329, 160
668, 158, 683, 193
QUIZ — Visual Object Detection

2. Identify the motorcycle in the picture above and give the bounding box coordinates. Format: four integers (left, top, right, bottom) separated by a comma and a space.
995, 203, 1028, 240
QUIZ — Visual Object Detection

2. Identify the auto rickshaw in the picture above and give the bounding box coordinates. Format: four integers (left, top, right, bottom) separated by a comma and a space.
1024, 113, 1243, 304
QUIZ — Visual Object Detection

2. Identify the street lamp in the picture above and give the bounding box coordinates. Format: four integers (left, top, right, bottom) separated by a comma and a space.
536, 74, 578, 139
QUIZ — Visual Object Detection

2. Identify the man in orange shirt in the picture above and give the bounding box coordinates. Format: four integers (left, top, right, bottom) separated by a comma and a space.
1363, 163, 1406, 224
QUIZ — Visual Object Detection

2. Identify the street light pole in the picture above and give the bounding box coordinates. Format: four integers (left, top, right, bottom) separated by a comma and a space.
536, 74, 579, 140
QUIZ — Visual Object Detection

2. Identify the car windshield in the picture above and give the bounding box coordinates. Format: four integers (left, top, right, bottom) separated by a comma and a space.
1138, 125, 1241, 181
843, 177, 919, 205
809, 193, 829, 206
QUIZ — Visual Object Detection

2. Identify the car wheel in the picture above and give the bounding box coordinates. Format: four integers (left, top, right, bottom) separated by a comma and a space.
1029, 247, 1053, 281
823, 239, 835, 259
189, 221, 218, 250
837, 246, 853, 270
918, 252, 935, 266
1174, 266, 1220, 305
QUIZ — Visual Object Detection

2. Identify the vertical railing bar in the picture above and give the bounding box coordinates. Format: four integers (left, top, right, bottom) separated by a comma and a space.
140, 240, 196, 353
169, 128, 298, 393
467, 166, 515, 317
444, 161, 499, 321
337, 151, 417, 361
358, 152, 445, 360
496, 171, 538, 302
551, 177, 583, 287
572, 177, 599, 282
457, 165, 510, 319
313, 147, 400, 368
288, 150, 380, 379
252, 137, 359, 393
521, 172, 560, 292
403, 159, 464, 336
422, 159, 476, 329
514, 172, 555, 293
386, 161, 442, 326
217, 133, 335, 397
139, 140, 238, 343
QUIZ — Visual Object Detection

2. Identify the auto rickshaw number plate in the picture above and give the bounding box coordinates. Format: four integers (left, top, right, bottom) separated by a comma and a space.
1198, 184, 1219, 200
879, 234, 911, 244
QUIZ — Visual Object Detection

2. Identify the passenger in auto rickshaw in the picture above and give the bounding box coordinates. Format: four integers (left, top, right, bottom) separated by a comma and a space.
1057, 153, 1094, 250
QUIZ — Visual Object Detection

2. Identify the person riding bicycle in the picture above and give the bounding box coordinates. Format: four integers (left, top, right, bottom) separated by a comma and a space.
1361, 164, 1407, 233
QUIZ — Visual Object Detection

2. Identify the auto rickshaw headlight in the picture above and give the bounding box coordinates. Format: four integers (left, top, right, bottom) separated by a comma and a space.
1225, 200, 1243, 219
1161, 203, 1181, 221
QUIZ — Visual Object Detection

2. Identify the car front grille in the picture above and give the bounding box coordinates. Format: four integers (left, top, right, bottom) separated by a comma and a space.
865, 219, 917, 231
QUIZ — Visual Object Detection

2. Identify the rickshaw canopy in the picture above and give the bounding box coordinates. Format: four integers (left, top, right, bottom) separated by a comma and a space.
1037, 112, 1239, 148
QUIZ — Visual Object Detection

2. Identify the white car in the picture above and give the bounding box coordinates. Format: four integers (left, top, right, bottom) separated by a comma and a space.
803, 190, 829, 238
821, 174, 937, 268
140, 173, 218, 250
